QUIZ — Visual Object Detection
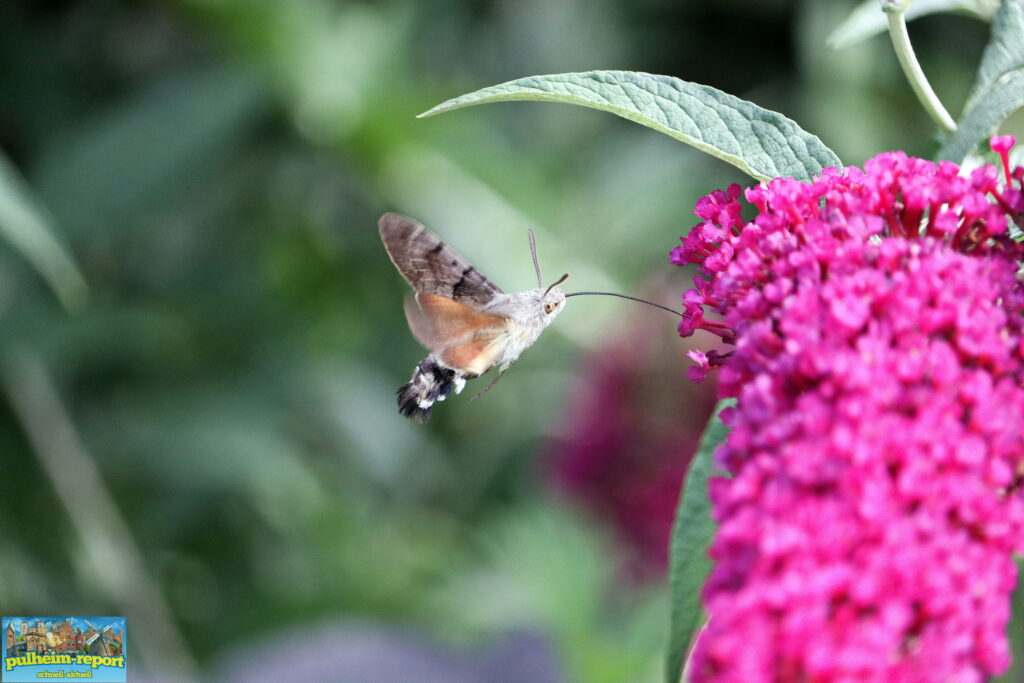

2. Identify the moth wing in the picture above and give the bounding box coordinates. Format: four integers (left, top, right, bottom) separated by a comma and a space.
404, 293, 508, 376
379, 213, 503, 306
437, 336, 506, 377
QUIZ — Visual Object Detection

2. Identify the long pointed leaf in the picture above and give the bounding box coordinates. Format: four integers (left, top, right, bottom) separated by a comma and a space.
0, 152, 87, 312
939, 0, 1024, 161
665, 399, 732, 683
421, 71, 841, 182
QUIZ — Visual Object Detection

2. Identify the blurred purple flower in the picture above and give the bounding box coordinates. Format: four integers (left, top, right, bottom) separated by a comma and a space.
209, 620, 563, 683
674, 140, 1024, 680
546, 297, 717, 578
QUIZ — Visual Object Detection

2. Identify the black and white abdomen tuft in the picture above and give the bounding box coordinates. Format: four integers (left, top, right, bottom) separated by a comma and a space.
396, 354, 468, 423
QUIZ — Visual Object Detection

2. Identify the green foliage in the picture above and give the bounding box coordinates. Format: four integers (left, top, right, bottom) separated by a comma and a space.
997, 558, 1024, 682
939, 0, 1024, 160
32, 67, 267, 239
962, 0, 1024, 111
665, 401, 731, 683
434, 507, 666, 683
423, 71, 842, 182
828, 0, 997, 50
0, 152, 86, 311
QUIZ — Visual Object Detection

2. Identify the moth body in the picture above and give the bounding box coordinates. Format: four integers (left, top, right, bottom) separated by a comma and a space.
482, 287, 566, 372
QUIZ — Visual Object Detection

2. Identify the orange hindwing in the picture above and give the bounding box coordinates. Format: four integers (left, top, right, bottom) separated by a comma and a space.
403, 293, 507, 375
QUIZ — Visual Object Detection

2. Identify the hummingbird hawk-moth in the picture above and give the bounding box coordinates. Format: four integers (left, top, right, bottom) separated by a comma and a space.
379, 213, 569, 422
379, 213, 682, 422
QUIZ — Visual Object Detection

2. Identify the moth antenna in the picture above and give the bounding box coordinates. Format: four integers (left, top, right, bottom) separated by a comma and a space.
529, 229, 543, 288
470, 370, 506, 400
544, 273, 570, 297
565, 291, 686, 317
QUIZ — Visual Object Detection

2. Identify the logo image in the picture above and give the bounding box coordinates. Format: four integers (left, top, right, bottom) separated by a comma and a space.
2, 617, 125, 683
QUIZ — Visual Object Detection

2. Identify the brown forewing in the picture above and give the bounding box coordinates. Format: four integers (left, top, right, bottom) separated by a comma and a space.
379, 213, 503, 307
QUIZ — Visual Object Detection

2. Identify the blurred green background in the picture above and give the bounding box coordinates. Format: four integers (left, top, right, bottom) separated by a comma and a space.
0, 1, 999, 681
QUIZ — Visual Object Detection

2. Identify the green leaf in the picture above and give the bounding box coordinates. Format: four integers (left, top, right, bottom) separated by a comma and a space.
939, 0, 1024, 161
827, 0, 996, 51
994, 557, 1024, 682
963, 0, 1024, 111
0, 151, 88, 312
939, 72, 1024, 162
420, 71, 841, 182
665, 399, 732, 683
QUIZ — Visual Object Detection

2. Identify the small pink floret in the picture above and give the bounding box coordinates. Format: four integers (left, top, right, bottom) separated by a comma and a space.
991, 135, 1016, 154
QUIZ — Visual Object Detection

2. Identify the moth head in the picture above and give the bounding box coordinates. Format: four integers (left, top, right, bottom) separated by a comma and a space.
541, 273, 569, 316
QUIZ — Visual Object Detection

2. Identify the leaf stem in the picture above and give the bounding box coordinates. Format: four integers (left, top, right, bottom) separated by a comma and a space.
885, 5, 957, 134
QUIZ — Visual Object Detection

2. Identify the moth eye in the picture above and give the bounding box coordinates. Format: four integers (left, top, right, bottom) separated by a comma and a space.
544, 303, 554, 314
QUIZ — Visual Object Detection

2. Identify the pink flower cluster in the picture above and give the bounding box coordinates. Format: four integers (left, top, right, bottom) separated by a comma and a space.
672, 139, 1024, 680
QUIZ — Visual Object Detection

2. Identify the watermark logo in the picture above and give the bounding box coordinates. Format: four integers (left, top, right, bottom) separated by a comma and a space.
2, 618, 125, 682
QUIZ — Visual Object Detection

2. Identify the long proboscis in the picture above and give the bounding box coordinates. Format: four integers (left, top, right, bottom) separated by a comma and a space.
565, 291, 686, 317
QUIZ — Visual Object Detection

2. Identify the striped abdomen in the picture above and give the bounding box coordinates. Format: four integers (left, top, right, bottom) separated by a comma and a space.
396, 354, 469, 423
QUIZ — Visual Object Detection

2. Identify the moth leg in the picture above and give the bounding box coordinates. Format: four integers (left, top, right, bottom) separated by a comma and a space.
470, 370, 505, 401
